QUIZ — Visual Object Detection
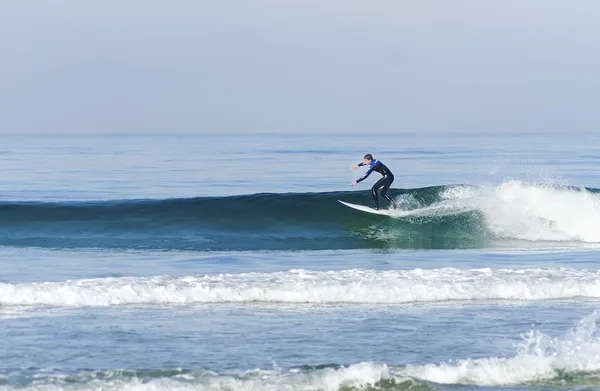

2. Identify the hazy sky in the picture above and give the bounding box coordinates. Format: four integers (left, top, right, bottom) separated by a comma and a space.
1, 1, 599, 134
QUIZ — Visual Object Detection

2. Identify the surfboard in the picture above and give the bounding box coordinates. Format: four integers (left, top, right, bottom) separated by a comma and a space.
338, 200, 394, 216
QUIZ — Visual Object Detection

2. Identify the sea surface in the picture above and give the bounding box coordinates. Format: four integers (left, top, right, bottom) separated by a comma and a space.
1, 131, 600, 390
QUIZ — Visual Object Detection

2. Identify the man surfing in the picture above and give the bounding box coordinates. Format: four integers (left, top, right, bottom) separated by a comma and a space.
351, 154, 396, 210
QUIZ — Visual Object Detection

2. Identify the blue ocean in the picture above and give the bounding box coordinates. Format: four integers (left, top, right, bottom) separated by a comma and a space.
2, 131, 600, 390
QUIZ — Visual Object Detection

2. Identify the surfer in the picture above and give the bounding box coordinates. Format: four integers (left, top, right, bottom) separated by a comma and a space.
351, 154, 396, 210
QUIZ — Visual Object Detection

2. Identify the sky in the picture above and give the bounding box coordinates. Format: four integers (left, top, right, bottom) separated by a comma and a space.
0, 1, 599, 135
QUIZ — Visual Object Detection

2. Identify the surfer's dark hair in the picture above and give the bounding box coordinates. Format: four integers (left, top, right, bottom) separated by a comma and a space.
363, 154, 373, 160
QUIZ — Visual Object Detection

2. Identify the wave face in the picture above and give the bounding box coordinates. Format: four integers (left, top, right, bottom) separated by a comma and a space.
0, 181, 599, 251
3, 267, 600, 307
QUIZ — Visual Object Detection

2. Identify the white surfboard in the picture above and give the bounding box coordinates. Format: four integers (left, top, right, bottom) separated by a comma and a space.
338, 200, 394, 216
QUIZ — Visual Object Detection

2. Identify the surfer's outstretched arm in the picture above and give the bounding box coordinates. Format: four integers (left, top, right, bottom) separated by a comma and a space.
351, 167, 374, 186
351, 154, 376, 185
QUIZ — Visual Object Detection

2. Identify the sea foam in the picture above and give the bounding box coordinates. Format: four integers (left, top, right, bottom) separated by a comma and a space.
2, 267, 600, 307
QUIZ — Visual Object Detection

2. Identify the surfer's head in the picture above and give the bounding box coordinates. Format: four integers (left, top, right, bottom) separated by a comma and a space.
363, 154, 373, 165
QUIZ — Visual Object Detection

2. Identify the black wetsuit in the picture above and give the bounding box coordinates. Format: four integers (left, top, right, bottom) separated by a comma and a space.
356, 159, 395, 209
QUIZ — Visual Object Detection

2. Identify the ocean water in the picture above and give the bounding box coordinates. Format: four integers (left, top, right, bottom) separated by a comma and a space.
1, 131, 600, 391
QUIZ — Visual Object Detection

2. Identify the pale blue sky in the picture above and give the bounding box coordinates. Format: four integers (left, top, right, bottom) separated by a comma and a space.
1, 1, 598, 134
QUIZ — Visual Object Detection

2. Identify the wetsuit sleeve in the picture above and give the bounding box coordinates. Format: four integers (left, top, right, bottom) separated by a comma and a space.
357, 162, 365, 167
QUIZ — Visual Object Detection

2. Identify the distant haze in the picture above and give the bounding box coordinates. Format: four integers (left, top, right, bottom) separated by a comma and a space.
1, 1, 598, 135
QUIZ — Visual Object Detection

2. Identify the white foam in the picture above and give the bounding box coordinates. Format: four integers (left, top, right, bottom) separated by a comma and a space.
440, 181, 600, 242
0, 362, 411, 391
5, 313, 600, 389
3, 267, 600, 307
401, 311, 600, 386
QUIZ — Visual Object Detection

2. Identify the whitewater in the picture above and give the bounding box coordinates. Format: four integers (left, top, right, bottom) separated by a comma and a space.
411, 181, 600, 243
3, 311, 600, 390
3, 267, 600, 307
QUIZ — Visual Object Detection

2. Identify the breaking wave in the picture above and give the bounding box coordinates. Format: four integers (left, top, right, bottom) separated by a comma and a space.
0, 181, 599, 250
3, 267, 600, 307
